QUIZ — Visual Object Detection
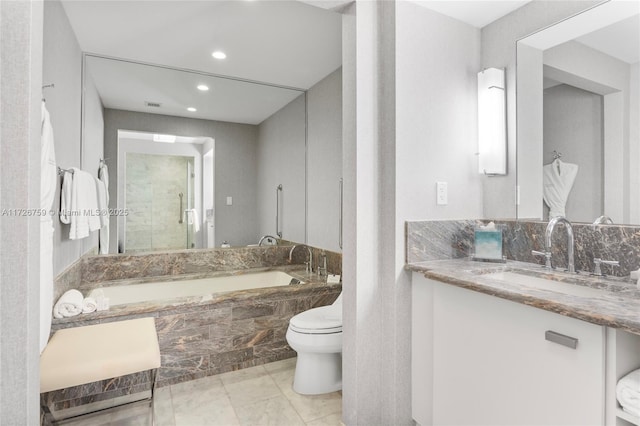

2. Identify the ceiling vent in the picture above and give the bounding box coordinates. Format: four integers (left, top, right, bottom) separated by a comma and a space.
144, 101, 161, 108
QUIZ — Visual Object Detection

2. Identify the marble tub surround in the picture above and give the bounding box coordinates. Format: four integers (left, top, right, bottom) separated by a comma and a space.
81, 245, 305, 284
46, 245, 342, 411
53, 255, 83, 303
278, 240, 343, 276
407, 219, 640, 278
407, 259, 640, 335
60, 266, 335, 322
54, 244, 342, 293
51, 267, 341, 389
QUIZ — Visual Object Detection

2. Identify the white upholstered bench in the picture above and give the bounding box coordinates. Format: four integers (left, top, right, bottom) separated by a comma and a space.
40, 317, 161, 423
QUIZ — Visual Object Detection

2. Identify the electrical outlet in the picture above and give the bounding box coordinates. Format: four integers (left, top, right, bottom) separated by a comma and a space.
436, 182, 448, 205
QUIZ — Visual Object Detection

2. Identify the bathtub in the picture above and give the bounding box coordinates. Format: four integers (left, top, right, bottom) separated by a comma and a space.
89, 270, 303, 306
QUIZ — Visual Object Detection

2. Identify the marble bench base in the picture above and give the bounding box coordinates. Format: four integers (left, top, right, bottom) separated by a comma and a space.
41, 369, 155, 423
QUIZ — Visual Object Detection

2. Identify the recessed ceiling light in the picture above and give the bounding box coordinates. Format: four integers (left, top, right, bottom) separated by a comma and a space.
153, 134, 176, 143
197, 84, 209, 91
211, 51, 227, 60
187, 107, 197, 112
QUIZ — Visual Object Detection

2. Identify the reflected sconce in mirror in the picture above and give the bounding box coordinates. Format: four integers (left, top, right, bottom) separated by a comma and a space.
477, 67, 506, 176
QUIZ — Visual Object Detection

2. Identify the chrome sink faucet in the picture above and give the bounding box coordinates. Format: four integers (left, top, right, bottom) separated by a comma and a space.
289, 245, 313, 274
545, 217, 575, 273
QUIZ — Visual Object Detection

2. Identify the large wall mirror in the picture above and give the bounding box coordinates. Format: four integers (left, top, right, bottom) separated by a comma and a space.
66, 1, 343, 254
517, 0, 639, 224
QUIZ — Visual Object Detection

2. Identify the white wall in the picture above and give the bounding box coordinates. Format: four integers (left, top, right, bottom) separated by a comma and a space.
341, 1, 409, 423
256, 95, 306, 244
43, 0, 103, 275
0, 1, 43, 422
481, 0, 601, 219
631, 62, 640, 223
82, 71, 105, 192
397, 2, 481, 423
397, 2, 482, 223
307, 67, 343, 252
516, 43, 545, 219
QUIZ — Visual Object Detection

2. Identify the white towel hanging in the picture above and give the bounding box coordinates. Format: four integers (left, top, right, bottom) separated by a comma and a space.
40, 101, 57, 353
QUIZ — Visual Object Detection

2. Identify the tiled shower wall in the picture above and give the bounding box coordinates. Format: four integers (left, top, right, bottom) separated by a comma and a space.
407, 219, 640, 277
125, 153, 192, 252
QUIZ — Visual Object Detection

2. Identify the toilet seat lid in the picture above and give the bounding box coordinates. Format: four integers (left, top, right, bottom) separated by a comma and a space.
289, 306, 342, 333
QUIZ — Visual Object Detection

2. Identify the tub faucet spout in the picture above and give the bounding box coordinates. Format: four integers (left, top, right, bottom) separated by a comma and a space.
289, 245, 312, 274
545, 217, 575, 273
258, 235, 278, 246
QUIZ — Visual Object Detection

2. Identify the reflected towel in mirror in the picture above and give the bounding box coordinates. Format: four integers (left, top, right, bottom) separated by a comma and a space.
59, 168, 101, 239
543, 159, 578, 218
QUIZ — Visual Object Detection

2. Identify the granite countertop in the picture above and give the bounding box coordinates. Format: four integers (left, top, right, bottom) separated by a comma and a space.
52, 266, 340, 326
407, 259, 640, 335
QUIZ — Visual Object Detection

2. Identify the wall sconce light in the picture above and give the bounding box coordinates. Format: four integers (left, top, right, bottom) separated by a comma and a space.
477, 67, 506, 176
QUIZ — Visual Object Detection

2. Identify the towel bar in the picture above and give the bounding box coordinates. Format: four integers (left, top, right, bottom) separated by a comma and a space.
57, 167, 74, 176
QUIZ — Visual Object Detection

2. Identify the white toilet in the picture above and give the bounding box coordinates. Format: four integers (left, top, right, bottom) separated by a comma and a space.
286, 293, 342, 395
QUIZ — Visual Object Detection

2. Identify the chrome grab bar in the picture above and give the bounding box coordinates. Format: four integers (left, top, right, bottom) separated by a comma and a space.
276, 184, 283, 238
339, 178, 343, 249
178, 193, 184, 224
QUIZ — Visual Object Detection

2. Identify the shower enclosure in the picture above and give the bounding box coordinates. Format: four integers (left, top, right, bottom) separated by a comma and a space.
124, 152, 195, 252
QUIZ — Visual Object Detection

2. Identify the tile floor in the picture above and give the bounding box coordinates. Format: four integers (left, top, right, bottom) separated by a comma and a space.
60, 358, 343, 426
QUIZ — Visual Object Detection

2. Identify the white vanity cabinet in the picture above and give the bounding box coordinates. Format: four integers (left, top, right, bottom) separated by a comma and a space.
412, 273, 605, 425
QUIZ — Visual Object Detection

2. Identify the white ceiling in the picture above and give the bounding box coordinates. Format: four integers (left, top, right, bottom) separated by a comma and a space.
576, 14, 640, 64
86, 56, 304, 125
411, 0, 532, 28
62, 1, 342, 90
61, 1, 342, 125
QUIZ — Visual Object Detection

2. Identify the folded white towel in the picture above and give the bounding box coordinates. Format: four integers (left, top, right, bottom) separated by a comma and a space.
82, 297, 97, 314
617, 369, 640, 417
53, 289, 84, 319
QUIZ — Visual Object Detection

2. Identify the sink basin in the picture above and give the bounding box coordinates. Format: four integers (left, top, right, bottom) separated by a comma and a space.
485, 271, 606, 298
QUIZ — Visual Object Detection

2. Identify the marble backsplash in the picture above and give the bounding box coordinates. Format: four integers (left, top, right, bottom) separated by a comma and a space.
54, 244, 342, 300
407, 219, 640, 278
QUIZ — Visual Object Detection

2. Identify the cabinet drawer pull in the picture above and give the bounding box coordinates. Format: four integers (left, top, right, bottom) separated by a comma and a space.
545, 330, 578, 349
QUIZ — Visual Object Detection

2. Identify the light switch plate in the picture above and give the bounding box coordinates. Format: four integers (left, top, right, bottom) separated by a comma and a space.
226, 196, 233, 206
436, 182, 448, 205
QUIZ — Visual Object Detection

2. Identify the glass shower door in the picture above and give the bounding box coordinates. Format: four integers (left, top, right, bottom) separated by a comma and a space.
186, 159, 195, 249
124, 152, 193, 252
